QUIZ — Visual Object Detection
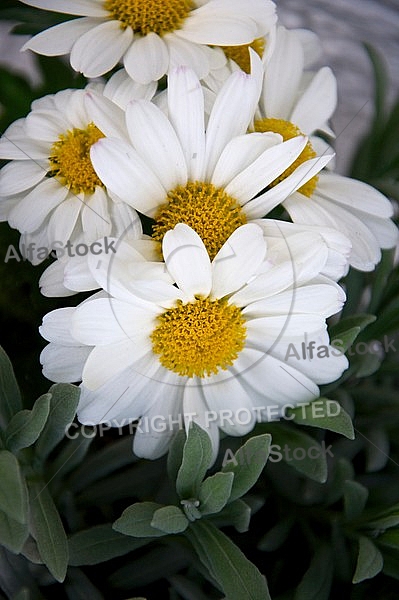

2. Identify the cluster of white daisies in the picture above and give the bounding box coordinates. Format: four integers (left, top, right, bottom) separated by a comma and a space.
0, 0, 397, 459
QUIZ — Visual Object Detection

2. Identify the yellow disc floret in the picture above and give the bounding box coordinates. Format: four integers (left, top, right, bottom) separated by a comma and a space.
153, 182, 247, 260
254, 118, 318, 197
104, 0, 193, 35
151, 297, 247, 377
222, 38, 265, 74
48, 123, 104, 195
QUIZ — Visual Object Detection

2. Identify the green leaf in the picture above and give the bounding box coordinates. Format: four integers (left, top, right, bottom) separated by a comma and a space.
377, 529, 399, 550
199, 472, 234, 516
187, 520, 271, 600
28, 481, 68, 582
214, 500, 251, 533
352, 536, 383, 583
331, 326, 361, 353
222, 434, 271, 502
0, 345, 22, 429
258, 516, 295, 552
261, 424, 328, 483
35, 383, 80, 463
167, 428, 186, 484
365, 504, 399, 529
294, 546, 333, 600
11, 589, 31, 600
0, 510, 28, 553
0, 451, 28, 524
329, 314, 376, 344
5, 394, 51, 452
68, 524, 151, 566
287, 398, 354, 440
343, 480, 369, 521
176, 423, 212, 499
113, 502, 167, 538
151, 506, 189, 534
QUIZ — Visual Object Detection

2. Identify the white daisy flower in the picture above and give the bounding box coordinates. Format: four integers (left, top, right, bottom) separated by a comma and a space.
40, 223, 348, 460
20, 0, 277, 84
241, 27, 398, 271
0, 85, 152, 264
89, 64, 332, 264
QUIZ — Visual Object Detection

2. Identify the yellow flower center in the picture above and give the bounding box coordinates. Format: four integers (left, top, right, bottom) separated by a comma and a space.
104, 0, 193, 35
222, 38, 265, 74
152, 182, 247, 260
254, 118, 318, 197
48, 123, 104, 195
151, 297, 247, 377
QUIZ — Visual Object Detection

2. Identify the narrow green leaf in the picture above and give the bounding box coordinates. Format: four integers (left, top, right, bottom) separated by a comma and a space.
344, 481, 369, 521
365, 503, 399, 529
329, 314, 376, 342
287, 398, 354, 440
262, 425, 328, 483
167, 428, 186, 484
352, 536, 383, 583
199, 472, 234, 516
151, 506, 189, 534
11, 589, 31, 600
28, 481, 68, 582
35, 383, 80, 463
0, 510, 28, 553
113, 502, 167, 538
187, 520, 271, 600
5, 394, 51, 452
176, 423, 212, 499
222, 434, 271, 502
0, 451, 28, 524
0, 346, 22, 429
68, 524, 151, 566
331, 326, 361, 353
214, 499, 251, 533
258, 516, 294, 552
294, 546, 333, 600
376, 529, 399, 550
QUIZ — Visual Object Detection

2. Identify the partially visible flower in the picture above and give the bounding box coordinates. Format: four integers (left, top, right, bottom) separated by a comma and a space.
40, 223, 348, 460
0, 85, 147, 264
89, 64, 332, 264
20, 0, 277, 84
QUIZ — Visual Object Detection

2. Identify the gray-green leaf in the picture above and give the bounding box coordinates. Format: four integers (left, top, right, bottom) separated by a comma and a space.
222, 434, 271, 502
5, 394, 51, 452
0, 510, 28, 553
176, 423, 212, 499
187, 520, 271, 600
0, 450, 28, 524
113, 502, 167, 538
0, 345, 22, 430
199, 472, 234, 516
28, 481, 68, 582
35, 383, 80, 463
352, 536, 383, 583
68, 524, 151, 566
151, 506, 189, 534
294, 546, 333, 600
287, 398, 354, 440
344, 480, 369, 521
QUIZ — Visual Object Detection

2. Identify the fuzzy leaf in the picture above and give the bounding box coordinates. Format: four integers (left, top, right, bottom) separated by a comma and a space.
222, 434, 271, 502
353, 536, 383, 583
113, 502, 167, 538
5, 394, 51, 452
344, 480, 369, 521
176, 423, 212, 499
0, 346, 22, 430
287, 398, 354, 440
0, 451, 28, 524
151, 506, 189, 534
199, 472, 234, 516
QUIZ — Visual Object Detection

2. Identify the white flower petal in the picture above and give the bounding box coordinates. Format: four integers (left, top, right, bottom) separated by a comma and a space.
167, 66, 206, 181
291, 67, 337, 135
19, 0, 108, 16
183, 382, 219, 461
205, 70, 261, 178
165, 34, 210, 79
124, 33, 169, 84
84, 90, 128, 140
81, 186, 112, 242
47, 194, 83, 246
0, 135, 48, 161
71, 21, 133, 78
104, 69, 157, 109
8, 177, 68, 233
212, 224, 266, 299
40, 307, 77, 345
21, 17, 99, 55
126, 100, 187, 190
25, 110, 65, 142
0, 161, 45, 195
163, 224, 212, 300
90, 138, 166, 217
40, 344, 90, 383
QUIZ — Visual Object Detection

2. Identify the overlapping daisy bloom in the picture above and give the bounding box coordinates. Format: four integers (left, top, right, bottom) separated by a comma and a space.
0, 83, 156, 265
20, 0, 277, 84
40, 223, 348, 460
251, 26, 398, 271
88, 63, 333, 265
